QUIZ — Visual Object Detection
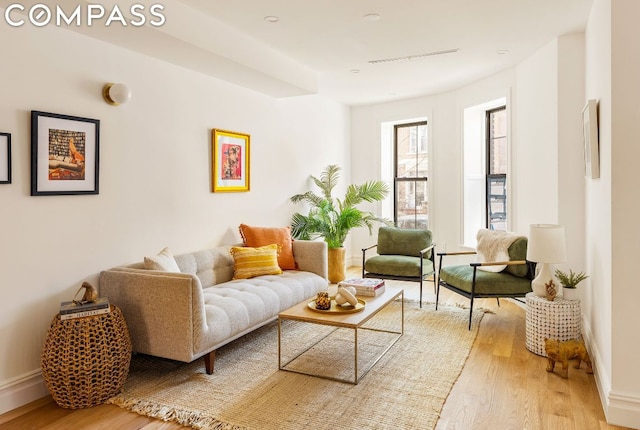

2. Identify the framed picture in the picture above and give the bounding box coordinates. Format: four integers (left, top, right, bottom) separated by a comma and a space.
582, 99, 600, 179
0, 132, 10, 184
31, 111, 100, 196
212, 128, 250, 192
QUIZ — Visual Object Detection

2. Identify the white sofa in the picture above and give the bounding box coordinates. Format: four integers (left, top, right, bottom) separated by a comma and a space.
99, 240, 327, 374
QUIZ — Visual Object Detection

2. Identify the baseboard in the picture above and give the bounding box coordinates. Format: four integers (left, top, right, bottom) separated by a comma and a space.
0, 370, 48, 416
607, 391, 640, 429
583, 318, 640, 429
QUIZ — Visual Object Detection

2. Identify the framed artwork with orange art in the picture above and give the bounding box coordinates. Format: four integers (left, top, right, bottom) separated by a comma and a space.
30, 111, 100, 196
212, 129, 250, 192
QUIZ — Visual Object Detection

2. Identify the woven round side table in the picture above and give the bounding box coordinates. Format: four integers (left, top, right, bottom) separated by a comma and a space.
525, 292, 581, 357
41, 305, 132, 409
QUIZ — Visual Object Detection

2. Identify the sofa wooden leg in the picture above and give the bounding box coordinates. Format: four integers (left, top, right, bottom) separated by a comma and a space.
204, 350, 215, 375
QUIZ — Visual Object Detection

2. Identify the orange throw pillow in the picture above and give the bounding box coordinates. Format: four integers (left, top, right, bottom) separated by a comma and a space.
239, 224, 297, 270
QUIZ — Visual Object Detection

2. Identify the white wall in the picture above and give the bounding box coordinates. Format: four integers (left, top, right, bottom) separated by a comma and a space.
350, 70, 517, 263
610, 0, 640, 422
0, 23, 349, 413
584, 0, 640, 427
513, 40, 560, 231
584, 0, 613, 417
557, 34, 587, 283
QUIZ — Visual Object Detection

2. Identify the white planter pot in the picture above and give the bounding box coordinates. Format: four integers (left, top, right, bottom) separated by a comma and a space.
562, 287, 579, 301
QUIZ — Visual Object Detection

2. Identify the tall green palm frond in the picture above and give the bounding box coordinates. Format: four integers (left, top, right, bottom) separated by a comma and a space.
290, 165, 392, 248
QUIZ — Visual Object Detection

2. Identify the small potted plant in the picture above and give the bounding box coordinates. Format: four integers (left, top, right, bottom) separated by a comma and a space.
554, 268, 589, 300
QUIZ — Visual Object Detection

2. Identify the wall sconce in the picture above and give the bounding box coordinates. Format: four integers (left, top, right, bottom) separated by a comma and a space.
102, 83, 131, 106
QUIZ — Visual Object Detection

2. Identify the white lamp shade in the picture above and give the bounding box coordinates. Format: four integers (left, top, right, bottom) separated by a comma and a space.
526, 224, 567, 263
103, 83, 131, 105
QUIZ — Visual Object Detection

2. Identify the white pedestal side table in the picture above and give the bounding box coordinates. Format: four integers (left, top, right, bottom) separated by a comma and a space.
525, 292, 581, 357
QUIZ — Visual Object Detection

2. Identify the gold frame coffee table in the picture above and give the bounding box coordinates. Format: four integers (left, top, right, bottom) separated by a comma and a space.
278, 287, 403, 384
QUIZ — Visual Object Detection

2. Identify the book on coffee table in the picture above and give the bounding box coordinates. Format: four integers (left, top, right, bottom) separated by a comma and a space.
355, 284, 386, 297
338, 278, 385, 296
339, 277, 385, 289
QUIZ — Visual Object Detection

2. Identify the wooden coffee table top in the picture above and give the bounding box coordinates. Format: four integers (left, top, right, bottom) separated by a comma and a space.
278, 286, 403, 329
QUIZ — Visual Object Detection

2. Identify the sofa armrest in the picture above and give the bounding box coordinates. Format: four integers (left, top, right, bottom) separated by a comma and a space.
99, 267, 206, 363
292, 240, 328, 281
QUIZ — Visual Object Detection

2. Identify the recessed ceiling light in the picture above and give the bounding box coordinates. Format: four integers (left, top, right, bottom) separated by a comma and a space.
497, 50, 509, 55
363, 13, 381, 21
350, 69, 360, 74
264, 16, 279, 23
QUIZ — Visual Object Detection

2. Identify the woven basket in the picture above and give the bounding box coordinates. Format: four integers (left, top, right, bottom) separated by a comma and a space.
41, 305, 132, 409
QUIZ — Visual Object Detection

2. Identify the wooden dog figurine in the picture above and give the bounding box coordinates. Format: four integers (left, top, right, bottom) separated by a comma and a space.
544, 338, 593, 378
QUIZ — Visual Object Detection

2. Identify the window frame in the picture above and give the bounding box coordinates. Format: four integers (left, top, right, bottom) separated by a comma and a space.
485, 106, 507, 230
393, 120, 429, 229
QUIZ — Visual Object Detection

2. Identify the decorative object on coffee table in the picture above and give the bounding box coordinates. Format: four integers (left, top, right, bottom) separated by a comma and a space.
307, 297, 365, 314
335, 286, 358, 306
525, 292, 581, 357
315, 292, 331, 310
41, 305, 131, 408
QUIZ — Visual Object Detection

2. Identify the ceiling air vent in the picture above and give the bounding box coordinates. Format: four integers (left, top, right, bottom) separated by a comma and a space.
368, 48, 460, 64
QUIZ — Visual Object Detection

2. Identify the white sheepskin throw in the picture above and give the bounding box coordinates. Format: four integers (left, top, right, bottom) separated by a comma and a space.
476, 229, 525, 272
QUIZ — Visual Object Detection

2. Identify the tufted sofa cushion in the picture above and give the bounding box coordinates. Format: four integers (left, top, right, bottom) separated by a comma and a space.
198, 271, 326, 350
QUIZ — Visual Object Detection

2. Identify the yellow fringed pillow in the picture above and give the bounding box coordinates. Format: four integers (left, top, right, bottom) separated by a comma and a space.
230, 244, 283, 279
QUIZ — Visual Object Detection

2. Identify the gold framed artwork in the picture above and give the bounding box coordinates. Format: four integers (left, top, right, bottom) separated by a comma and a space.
212, 129, 250, 192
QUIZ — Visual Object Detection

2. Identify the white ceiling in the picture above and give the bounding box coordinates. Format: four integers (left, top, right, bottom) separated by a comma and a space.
172, 0, 593, 105
9, 0, 594, 106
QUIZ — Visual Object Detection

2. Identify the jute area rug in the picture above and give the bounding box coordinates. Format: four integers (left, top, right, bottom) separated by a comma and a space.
107, 301, 483, 430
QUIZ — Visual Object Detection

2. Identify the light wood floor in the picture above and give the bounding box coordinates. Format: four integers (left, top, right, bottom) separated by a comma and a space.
0, 268, 630, 430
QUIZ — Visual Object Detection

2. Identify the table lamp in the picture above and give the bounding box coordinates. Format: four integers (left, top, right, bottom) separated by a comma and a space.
526, 224, 567, 297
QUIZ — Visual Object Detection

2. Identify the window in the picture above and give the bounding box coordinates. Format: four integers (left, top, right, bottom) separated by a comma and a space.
394, 121, 428, 229
462, 97, 507, 246
486, 107, 507, 230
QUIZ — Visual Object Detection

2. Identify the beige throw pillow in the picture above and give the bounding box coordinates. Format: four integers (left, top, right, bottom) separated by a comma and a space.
144, 247, 181, 272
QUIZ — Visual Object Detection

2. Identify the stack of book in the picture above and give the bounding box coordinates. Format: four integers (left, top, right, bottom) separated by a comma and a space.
59, 297, 110, 320
338, 278, 386, 297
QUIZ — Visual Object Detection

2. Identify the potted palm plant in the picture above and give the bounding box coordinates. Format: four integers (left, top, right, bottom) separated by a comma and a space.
290, 165, 391, 283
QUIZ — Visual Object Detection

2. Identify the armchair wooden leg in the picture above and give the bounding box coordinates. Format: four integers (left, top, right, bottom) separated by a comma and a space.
204, 350, 215, 375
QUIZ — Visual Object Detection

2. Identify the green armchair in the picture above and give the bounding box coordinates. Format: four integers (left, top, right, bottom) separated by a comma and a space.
436, 231, 535, 329
362, 227, 436, 307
